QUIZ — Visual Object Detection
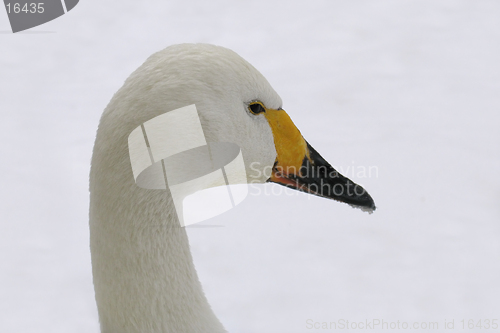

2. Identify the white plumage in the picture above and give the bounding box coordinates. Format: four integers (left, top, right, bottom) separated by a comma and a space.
90, 44, 280, 333
90, 43, 374, 333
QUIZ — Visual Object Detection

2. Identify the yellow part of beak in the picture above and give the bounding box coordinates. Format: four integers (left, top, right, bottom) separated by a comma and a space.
264, 108, 309, 180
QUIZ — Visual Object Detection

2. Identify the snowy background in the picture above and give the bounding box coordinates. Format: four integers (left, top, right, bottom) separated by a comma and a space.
1, 1, 499, 332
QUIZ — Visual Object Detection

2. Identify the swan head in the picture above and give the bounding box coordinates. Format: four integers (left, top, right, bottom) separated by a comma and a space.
103, 43, 375, 212
90, 43, 375, 332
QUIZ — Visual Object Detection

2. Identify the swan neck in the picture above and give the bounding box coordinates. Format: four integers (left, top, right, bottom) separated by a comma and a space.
90, 182, 226, 333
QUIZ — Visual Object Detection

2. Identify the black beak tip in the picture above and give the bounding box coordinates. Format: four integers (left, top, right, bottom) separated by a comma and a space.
350, 194, 376, 214
342, 183, 376, 214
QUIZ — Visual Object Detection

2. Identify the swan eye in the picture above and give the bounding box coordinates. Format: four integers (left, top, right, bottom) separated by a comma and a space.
248, 102, 266, 115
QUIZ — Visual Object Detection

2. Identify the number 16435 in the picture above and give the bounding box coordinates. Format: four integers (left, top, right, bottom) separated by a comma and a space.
6, 3, 45, 14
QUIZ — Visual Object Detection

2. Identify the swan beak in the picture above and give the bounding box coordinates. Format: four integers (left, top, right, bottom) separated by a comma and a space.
265, 108, 376, 212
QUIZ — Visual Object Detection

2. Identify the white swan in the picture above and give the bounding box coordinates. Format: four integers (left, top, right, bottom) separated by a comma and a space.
89, 43, 375, 333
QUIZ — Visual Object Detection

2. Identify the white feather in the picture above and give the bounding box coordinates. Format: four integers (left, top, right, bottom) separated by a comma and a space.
90, 44, 281, 333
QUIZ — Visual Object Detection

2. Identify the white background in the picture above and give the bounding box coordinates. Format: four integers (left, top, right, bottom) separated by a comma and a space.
1, 1, 499, 332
